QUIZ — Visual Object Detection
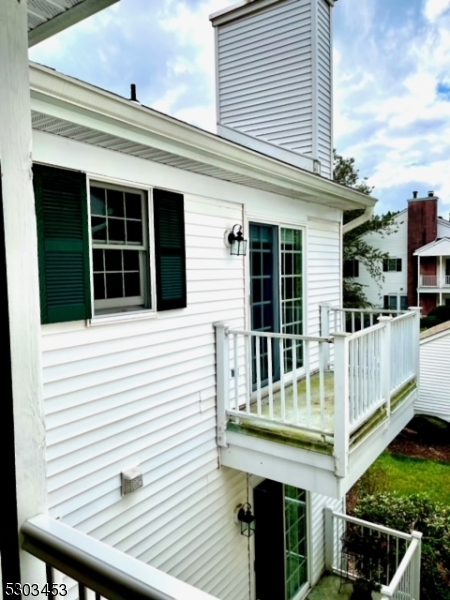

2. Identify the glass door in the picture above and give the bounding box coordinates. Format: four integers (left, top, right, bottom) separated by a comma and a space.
280, 228, 303, 372
250, 224, 279, 384
254, 480, 308, 600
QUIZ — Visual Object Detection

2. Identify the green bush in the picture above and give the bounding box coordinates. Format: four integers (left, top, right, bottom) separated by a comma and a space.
427, 304, 450, 324
420, 315, 439, 329
353, 493, 450, 600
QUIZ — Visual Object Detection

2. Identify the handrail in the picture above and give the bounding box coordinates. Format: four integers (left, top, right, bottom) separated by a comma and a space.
331, 511, 413, 541
226, 327, 331, 343
22, 515, 219, 600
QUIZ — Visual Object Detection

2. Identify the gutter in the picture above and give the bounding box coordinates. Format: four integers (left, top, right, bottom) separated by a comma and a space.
342, 207, 374, 234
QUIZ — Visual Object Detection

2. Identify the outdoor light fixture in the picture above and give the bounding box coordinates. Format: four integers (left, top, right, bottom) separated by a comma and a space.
227, 224, 248, 256
235, 503, 256, 537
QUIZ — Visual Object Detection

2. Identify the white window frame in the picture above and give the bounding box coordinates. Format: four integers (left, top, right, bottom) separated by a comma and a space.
87, 177, 157, 319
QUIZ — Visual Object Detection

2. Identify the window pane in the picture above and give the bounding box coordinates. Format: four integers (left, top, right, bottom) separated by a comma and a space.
91, 217, 107, 241
127, 220, 143, 244
93, 273, 105, 300
123, 250, 140, 271
108, 219, 126, 243
106, 273, 123, 298
107, 190, 124, 217
389, 296, 398, 310
92, 249, 104, 272
125, 272, 141, 297
91, 187, 106, 216
105, 249, 122, 271
125, 193, 142, 219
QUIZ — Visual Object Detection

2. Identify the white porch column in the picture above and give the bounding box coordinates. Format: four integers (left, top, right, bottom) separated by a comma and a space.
0, 0, 47, 586
417, 255, 420, 306
333, 332, 350, 478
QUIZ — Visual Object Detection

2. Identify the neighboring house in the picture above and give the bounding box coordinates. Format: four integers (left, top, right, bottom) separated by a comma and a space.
350, 191, 450, 314
1, 2, 423, 600
417, 321, 450, 424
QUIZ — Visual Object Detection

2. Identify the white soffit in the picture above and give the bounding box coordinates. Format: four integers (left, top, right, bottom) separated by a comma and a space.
28, 0, 120, 47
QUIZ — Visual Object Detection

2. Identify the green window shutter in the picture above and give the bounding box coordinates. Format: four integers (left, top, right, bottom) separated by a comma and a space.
153, 189, 187, 311
34, 164, 91, 324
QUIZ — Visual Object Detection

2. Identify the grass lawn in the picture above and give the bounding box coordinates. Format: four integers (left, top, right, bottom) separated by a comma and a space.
362, 452, 450, 505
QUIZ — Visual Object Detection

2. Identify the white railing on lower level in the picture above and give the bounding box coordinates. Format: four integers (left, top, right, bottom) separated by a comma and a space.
325, 510, 422, 600
215, 309, 420, 474
22, 515, 219, 600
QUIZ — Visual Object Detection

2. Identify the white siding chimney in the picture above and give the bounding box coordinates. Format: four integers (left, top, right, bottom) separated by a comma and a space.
210, 0, 334, 178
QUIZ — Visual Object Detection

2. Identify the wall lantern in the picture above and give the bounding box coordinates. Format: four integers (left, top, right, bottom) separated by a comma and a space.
235, 503, 256, 537
227, 224, 248, 256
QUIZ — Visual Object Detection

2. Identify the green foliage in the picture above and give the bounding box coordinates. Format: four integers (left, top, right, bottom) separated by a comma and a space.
428, 304, 450, 324
353, 493, 450, 600
421, 316, 440, 329
333, 150, 400, 308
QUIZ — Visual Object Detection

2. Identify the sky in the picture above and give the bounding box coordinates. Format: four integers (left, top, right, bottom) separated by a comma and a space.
30, 0, 450, 217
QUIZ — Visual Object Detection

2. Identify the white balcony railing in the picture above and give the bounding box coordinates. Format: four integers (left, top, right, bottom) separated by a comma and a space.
325, 510, 422, 600
420, 275, 438, 287
215, 309, 420, 475
419, 274, 450, 287
327, 307, 405, 334
22, 515, 219, 600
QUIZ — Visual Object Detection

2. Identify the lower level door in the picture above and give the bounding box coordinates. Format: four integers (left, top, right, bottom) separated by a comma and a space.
254, 480, 308, 600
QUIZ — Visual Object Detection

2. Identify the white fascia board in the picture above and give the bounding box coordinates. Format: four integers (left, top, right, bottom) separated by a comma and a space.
210, 0, 335, 26
28, 0, 120, 47
29, 63, 376, 211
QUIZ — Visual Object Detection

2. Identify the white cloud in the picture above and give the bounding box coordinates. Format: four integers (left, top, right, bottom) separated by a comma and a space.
424, 0, 450, 22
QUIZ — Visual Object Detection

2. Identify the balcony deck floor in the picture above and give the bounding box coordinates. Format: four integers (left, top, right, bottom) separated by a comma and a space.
249, 371, 335, 434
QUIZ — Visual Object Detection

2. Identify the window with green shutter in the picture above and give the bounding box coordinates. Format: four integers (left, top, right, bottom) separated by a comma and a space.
34, 164, 187, 324
34, 164, 91, 324
153, 189, 187, 311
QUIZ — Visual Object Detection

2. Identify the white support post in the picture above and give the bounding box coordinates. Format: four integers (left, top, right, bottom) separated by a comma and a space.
378, 316, 392, 416
409, 307, 421, 391
411, 531, 422, 600
320, 303, 331, 368
417, 256, 421, 306
333, 333, 350, 478
215, 323, 230, 448
439, 255, 443, 289
324, 508, 334, 572
0, 0, 47, 586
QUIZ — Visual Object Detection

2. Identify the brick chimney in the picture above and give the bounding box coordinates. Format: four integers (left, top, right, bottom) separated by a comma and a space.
407, 191, 438, 309
210, 0, 335, 178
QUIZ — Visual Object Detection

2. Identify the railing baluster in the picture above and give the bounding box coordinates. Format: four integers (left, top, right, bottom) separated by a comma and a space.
279, 338, 286, 421
319, 341, 325, 430
351, 312, 355, 333
245, 335, 251, 413
233, 333, 239, 412
256, 335, 262, 416
304, 340, 310, 427
46, 564, 53, 600
268, 338, 273, 419
78, 584, 86, 600
292, 341, 299, 424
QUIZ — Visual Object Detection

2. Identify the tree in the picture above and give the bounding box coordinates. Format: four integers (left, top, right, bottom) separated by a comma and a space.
333, 150, 399, 308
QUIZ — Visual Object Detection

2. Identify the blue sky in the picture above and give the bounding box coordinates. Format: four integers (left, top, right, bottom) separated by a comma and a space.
30, 0, 450, 217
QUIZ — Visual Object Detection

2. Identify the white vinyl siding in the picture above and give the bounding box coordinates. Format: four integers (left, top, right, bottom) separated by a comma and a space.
42, 192, 249, 600
215, 0, 333, 178
217, 1, 312, 149
417, 328, 450, 423
309, 493, 344, 585
307, 218, 341, 336
35, 130, 345, 600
